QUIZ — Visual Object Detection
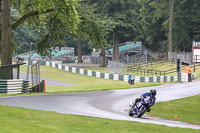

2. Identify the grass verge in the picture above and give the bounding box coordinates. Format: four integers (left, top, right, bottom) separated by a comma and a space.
19, 65, 161, 93
0, 105, 199, 133
0, 64, 199, 131
147, 94, 200, 125
84, 62, 200, 78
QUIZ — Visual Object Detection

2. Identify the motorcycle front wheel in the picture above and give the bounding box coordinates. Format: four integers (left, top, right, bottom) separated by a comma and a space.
128, 108, 134, 116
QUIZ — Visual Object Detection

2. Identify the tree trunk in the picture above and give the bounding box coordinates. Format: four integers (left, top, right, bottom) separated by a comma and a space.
1, 0, 12, 65
112, 31, 119, 62
77, 38, 83, 63
168, 0, 174, 54
100, 47, 106, 67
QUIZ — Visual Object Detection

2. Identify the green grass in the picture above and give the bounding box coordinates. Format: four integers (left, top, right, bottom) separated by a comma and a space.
19, 65, 161, 93
0, 105, 199, 133
83, 62, 200, 78
0, 64, 199, 132
147, 94, 200, 125
84, 66, 108, 73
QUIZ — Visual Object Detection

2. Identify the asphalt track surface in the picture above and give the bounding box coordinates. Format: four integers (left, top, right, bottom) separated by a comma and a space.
0, 80, 200, 129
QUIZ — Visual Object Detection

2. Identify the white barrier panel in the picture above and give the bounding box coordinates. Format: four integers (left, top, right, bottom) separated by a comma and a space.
145, 77, 149, 83
80, 69, 84, 75
160, 76, 164, 82
124, 75, 129, 82
174, 76, 178, 82
104, 73, 109, 79
114, 74, 119, 80
46, 61, 50, 66
58, 64, 62, 69
65, 66, 69, 71
167, 76, 170, 82
153, 77, 157, 82
181, 73, 188, 82
52, 62, 55, 67
88, 70, 92, 76
72, 67, 76, 73
96, 72, 101, 78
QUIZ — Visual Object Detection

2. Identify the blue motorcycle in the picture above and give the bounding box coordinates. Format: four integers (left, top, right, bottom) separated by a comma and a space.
129, 96, 152, 118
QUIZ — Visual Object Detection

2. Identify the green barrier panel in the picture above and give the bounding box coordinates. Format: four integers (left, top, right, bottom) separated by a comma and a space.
149, 77, 153, 82
157, 76, 160, 82
84, 70, 88, 75
62, 65, 65, 70
119, 75, 124, 81
140, 77, 145, 82
109, 74, 114, 79
69, 67, 72, 72
92, 71, 96, 77
164, 76, 167, 82
100, 73, 105, 78
49, 62, 52, 67
170, 76, 174, 82
76, 68, 80, 74
55, 64, 58, 68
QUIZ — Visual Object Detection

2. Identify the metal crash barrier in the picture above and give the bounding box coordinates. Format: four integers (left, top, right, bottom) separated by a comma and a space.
0, 79, 29, 94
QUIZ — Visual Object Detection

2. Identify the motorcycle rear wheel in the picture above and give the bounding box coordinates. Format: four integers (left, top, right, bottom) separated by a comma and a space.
137, 108, 146, 118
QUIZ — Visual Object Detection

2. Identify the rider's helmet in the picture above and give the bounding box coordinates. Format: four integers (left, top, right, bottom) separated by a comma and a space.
150, 89, 157, 97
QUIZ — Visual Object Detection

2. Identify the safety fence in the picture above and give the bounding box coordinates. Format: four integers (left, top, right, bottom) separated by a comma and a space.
45, 61, 191, 83
31, 61, 40, 87
0, 79, 29, 94
107, 60, 125, 74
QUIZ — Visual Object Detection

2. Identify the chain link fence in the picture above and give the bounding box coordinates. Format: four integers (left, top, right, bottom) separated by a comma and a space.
107, 60, 125, 74
31, 61, 40, 87
168, 52, 192, 63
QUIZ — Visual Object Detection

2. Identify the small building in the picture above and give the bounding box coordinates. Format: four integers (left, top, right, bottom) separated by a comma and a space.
192, 41, 200, 63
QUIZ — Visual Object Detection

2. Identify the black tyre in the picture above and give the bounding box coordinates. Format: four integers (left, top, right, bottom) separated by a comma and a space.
128, 109, 134, 116
137, 108, 146, 118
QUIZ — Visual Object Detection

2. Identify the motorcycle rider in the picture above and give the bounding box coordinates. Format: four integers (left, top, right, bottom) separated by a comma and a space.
128, 73, 135, 85
132, 89, 156, 112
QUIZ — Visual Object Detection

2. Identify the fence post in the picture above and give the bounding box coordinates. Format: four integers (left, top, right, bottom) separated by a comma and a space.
177, 59, 180, 73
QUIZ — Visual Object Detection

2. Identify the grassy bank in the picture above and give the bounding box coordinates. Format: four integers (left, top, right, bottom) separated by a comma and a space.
20, 65, 161, 93
0, 105, 199, 133
147, 94, 200, 125
84, 62, 200, 77
0, 65, 199, 132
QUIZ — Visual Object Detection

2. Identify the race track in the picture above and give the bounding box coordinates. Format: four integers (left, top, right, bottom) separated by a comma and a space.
0, 81, 200, 129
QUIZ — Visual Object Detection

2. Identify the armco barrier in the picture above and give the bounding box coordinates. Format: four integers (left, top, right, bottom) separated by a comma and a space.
0, 79, 29, 94
45, 61, 189, 83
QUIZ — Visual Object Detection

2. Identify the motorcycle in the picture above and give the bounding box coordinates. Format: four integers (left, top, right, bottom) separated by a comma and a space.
128, 96, 152, 118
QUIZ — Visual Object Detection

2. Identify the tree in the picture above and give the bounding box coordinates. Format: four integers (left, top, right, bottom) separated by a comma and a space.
88, 0, 140, 62
173, 0, 200, 51
168, 0, 174, 53
1, 0, 80, 65
75, 2, 113, 63
1, 0, 12, 65
35, 2, 112, 63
